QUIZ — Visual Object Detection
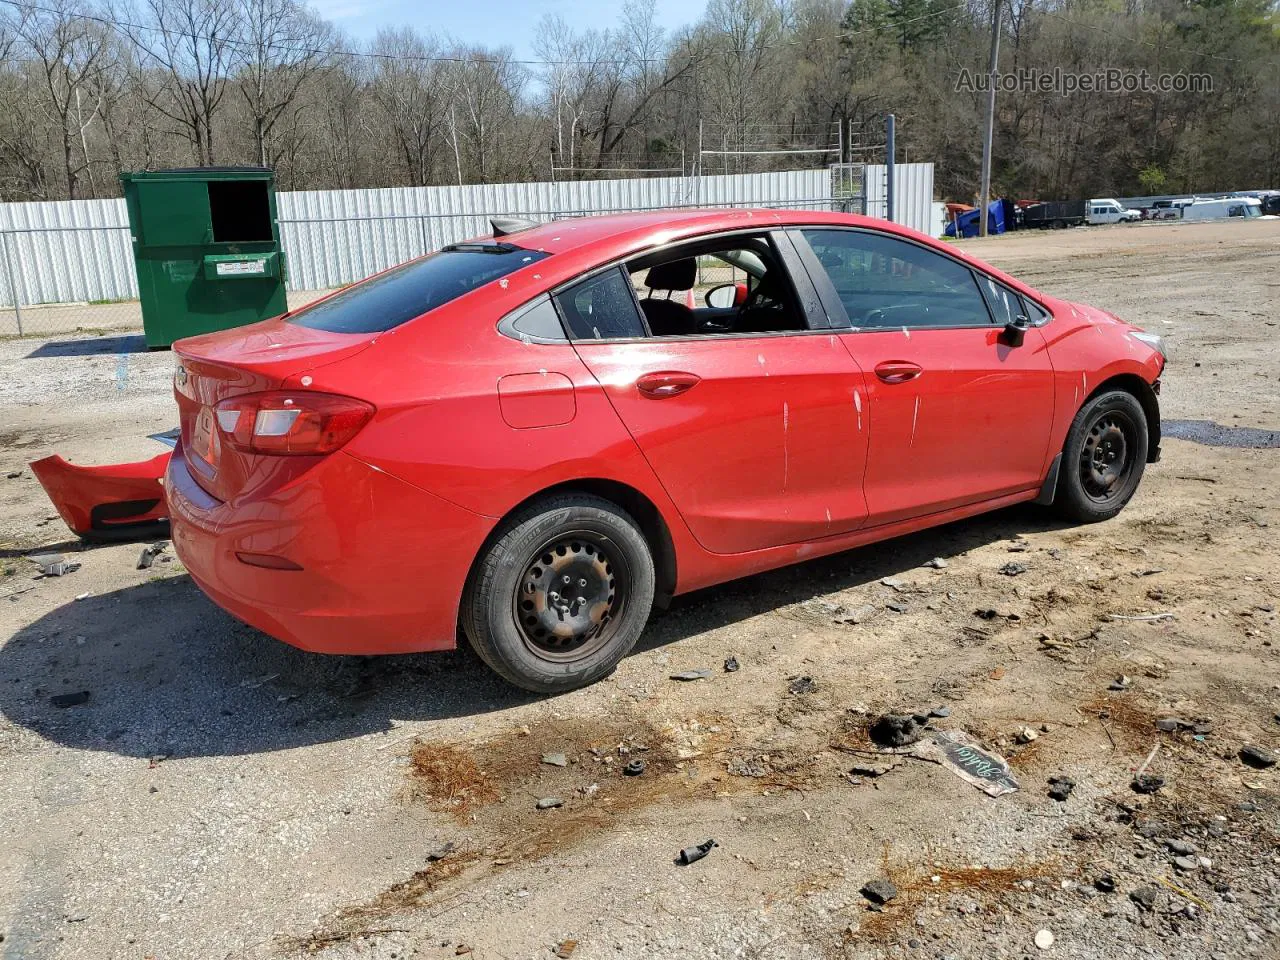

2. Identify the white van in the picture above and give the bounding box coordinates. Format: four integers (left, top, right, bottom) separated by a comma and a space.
1181, 197, 1262, 221
1088, 198, 1142, 224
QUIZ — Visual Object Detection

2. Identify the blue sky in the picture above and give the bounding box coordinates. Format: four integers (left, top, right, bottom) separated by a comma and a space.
309, 0, 703, 60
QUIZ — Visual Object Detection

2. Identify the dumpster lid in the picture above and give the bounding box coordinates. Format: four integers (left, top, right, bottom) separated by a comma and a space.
120, 166, 273, 182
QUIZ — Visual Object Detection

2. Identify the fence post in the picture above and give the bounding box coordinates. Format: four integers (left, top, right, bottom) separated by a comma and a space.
0, 230, 22, 336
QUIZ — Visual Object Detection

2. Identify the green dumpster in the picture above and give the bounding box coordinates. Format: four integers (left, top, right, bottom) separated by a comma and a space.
120, 167, 288, 348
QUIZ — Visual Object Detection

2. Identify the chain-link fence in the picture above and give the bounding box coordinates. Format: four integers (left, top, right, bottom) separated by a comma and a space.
0, 164, 934, 339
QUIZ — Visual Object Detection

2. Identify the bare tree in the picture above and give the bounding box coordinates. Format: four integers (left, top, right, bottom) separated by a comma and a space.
447, 47, 526, 182
236, 0, 332, 168
115, 0, 241, 164
15, 0, 112, 198
368, 28, 450, 186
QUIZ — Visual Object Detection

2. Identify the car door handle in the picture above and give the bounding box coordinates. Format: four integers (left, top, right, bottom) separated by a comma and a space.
874, 361, 923, 384
637, 371, 701, 399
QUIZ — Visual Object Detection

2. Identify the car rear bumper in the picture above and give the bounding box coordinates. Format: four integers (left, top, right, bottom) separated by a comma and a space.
166, 445, 495, 655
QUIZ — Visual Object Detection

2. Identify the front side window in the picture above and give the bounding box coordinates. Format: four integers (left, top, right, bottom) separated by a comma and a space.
291, 243, 549, 334
977, 274, 1026, 326
555, 267, 648, 341
800, 229, 993, 329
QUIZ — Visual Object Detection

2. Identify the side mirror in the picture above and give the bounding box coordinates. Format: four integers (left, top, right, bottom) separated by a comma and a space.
1002, 315, 1029, 347
704, 283, 739, 309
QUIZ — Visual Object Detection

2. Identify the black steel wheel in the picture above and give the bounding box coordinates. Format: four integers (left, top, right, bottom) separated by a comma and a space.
512, 531, 628, 663
1054, 389, 1149, 523
462, 494, 655, 693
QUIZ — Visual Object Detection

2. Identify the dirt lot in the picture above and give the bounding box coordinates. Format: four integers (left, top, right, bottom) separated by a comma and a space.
1, 219, 1277, 960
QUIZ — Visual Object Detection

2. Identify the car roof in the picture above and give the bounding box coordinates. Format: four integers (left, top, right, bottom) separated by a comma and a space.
499, 208, 917, 260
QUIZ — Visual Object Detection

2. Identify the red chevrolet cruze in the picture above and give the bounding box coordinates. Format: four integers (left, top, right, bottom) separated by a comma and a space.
166, 209, 1165, 692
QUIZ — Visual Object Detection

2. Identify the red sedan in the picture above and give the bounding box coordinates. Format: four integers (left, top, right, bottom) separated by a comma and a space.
161, 209, 1165, 692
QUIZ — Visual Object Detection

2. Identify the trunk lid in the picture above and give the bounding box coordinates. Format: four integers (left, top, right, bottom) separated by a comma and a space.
172, 317, 375, 502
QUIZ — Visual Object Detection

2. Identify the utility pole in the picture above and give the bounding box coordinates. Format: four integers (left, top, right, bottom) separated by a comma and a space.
885, 114, 896, 223
978, 0, 1002, 238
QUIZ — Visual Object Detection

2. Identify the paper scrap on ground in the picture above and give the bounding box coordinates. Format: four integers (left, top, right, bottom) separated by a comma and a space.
914, 730, 1020, 797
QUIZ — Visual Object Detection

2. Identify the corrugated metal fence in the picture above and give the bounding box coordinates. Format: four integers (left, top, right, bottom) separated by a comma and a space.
0, 164, 935, 336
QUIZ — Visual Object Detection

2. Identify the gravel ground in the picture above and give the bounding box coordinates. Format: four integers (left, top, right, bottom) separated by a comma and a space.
1, 218, 1277, 960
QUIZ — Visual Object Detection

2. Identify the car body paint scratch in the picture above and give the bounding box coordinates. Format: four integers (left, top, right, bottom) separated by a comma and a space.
782, 401, 790, 490
910, 395, 921, 446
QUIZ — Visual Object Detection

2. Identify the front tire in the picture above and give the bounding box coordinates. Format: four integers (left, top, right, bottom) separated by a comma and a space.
1054, 390, 1148, 523
462, 495, 656, 694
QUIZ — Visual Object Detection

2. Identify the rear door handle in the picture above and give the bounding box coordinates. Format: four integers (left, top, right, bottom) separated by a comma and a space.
874, 360, 923, 384
637, 371, 700, 400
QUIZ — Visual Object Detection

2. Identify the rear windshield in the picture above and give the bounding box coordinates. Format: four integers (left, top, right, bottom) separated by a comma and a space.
290, 243, 550, 334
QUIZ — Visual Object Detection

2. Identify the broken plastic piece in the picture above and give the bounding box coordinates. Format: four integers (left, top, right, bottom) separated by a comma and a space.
676, 838, 717, 865
30, 452, 171, 541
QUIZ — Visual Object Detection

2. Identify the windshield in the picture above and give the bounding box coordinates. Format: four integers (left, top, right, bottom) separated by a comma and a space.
290, 243, 550, 334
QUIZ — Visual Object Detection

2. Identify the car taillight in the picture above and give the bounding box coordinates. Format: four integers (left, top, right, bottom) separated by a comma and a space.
214, 391, 374, 456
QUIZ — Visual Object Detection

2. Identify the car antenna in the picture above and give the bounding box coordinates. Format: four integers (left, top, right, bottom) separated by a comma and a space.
490, 216, 540, 237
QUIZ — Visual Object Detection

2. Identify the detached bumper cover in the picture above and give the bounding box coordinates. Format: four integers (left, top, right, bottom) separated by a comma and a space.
29, 452, 172, 540
166, 445, 495, 655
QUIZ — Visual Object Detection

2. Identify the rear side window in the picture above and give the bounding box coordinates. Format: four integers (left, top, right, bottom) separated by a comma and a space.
801, 228, 993, 329
291, 244, 549, 334
555, 268, 648, 340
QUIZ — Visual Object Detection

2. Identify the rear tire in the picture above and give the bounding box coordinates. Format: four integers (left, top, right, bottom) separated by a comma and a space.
1054, 390, 1148, 523
462, 495, 655, 694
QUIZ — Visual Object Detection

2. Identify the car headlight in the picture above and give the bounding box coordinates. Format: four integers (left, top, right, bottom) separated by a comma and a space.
1129, 330, 1166, 357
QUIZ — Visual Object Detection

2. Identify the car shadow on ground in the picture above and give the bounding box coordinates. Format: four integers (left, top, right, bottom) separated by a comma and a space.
24, 334, 149, 359
0, 504, 1066, 760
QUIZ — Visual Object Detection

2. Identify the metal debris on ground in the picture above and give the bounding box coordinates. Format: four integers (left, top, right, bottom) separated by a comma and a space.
788, 675, 817, 695
723, 656, 740, 673
999, 561, 1028, 576
1239, 745, 1276, 769
1155, 717, 1180, 732
541, 753, 568, 767
1047, 776, 1076, 802
1131, 773, 1165, 794
29, 552, 80, 577
1094, 874, 1116, 893
136, 541, 169, 570
1109, 675, 1133, 691
859, 878, 898, 905
1034, 929, 1055, 950
669, 669, 711, 682
676, 839, 717, 865
623, 759, 646, 776
869, 713, 923, 747
913, 730, 1020, 797
50, 691, 90, 708
536, 797, 564, 810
